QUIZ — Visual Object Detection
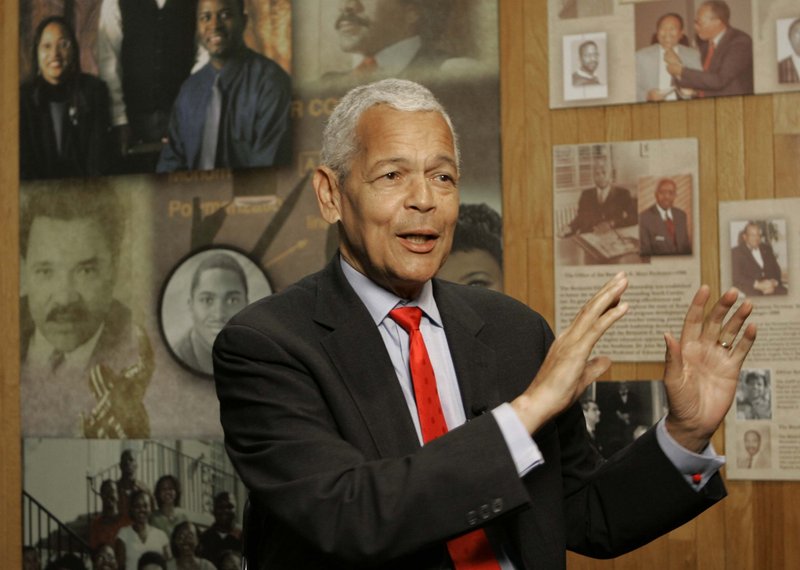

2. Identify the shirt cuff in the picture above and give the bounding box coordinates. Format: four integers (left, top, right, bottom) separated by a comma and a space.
655, 416, 726, 489
491, 403, 544, 477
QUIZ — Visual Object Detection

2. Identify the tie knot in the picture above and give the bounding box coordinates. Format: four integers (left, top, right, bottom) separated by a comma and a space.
389, 306, 422, 333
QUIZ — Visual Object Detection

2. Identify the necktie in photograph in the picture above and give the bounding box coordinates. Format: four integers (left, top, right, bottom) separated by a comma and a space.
665, 215, 676, 245
389, 307, 501, 570
200, 75, 222, 170
353, 56, 378, 77
698, 41, 715, 98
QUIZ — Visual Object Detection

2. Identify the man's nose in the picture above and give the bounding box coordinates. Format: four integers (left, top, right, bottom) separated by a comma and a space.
406, 175, 435, 211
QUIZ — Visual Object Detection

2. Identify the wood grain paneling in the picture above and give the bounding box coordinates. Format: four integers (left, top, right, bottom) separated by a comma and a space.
1, 0, 798, 568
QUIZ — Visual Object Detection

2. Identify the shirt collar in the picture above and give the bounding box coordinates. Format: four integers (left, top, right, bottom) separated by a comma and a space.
340, 256, 442, 328
655, 203, 672, 219
352, 36, 422, 76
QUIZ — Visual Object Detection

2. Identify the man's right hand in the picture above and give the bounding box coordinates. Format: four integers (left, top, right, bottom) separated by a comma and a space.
511, 272, 629, 434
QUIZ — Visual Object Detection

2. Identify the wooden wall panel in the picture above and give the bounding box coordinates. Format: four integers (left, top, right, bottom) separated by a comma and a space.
0, 0, 21, 566
1, 0, 799, 567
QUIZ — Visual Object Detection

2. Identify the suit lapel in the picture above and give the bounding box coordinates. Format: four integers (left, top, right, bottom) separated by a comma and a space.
314, 260, 421, 458
434, 282, 502, 420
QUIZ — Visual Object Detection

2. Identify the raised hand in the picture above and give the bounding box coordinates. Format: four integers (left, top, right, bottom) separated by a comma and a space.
512, 272, 629, 434
663, 286, 757, 452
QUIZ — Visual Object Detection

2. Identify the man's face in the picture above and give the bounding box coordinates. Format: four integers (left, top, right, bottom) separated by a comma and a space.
789, 21, 800, 56
37, 22, 74, 85
23, 217, 116, 353
592, 158, 611, 188
655, 180, 677, 210
197, 0, 246, 67
335, 0, 418, 56
747, 375, 766, 399
214, 495, 237, 528
583, 402, 600, 427
130, 493, 152, 523
92, 545, 118, 570
579, 43, 599, 74
744, 431, 761, 456
437, 249, 503, 292
120, 451, 136, 476
100, 481, 118, 507
743, 225, 762, 249
189, 267, 247, 349
173, 523, 199, 556
320, 106, 459, 299
657, 15, 684, 50
694, 5, 723, 41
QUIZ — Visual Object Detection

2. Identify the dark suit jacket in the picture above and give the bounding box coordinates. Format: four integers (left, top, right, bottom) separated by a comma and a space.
214, 258, 725, 569
778, 55, 800, 84
19, 74, 111, 180
639, 205, 691, 256
731, 242, 787, 296
677, 27, 753, 97
568, 185, 637, 235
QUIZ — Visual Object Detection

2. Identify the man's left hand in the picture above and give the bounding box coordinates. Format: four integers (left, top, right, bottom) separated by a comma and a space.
663, 286, 756, 453
664, 48, 683, 78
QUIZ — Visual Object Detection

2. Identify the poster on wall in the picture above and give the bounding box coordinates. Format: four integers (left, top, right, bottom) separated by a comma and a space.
548, 0, 800, 109
19, 0, 293, 179
18, 0, 505, 440
720, 197, 800, 481
23, 438, 247, 569
553, 138, 701, 362
580, 380, 668, 459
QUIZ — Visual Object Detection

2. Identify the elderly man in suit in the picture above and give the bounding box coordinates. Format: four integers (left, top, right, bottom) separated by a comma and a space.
639, 178, 692, 256
665, 0, 753, 97
778, 18, 800, 83
731, 222, 787, 296
636, 13, 702, 102
559, 153, 637, 237
214, 78, 756, 569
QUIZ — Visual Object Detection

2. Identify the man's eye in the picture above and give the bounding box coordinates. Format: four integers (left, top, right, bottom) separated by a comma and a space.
383, 172, 400, 181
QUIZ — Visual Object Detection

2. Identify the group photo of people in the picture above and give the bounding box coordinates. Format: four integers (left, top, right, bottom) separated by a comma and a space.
23, 440, 246, 570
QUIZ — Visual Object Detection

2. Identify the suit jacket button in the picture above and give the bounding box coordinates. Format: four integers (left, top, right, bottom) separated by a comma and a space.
492, 498, 503, 513
467, 510, 478, 526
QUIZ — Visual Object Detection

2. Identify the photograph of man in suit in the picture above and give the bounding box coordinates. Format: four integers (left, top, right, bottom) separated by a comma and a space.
639, 177, 692, 256
737, 429, 770, 469
665, 0, 753, 97
157, 0, 292, 172
731, 221, 788, 296
636, 13, 702, 102
20, 184, 152, 437
778, 17, 800, 84
214, 78, 757, 569
558, 153, 637, 237
572, 40, 601, 86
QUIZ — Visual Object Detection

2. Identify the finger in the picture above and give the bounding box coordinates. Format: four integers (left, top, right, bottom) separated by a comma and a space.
568, 272, 628, 338
582, 356, 612, 385
718, 299, 753, 347
662, 331, 682, 379
699, 287, 741, 343
730, 322, 757, 367
680, 285, 711, 342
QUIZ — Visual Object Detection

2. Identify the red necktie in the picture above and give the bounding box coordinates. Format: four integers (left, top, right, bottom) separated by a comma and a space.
389, 307, 501, 570
664, 215, 676, 245
703, 41, 715, 70
698, 41, 715, 98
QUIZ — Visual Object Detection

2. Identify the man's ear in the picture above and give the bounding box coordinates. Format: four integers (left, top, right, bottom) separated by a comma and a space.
313, 166, 343, 224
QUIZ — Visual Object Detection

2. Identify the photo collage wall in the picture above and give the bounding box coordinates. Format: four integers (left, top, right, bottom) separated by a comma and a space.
19, 1, 503, 568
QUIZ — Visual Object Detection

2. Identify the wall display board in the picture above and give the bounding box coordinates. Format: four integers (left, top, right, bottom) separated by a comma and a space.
548, 0, 800, 109
720, 197, 800, 480
553, 138, 701, 361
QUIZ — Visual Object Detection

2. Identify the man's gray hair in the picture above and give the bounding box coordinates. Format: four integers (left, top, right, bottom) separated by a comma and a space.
320, 79, 460, 182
